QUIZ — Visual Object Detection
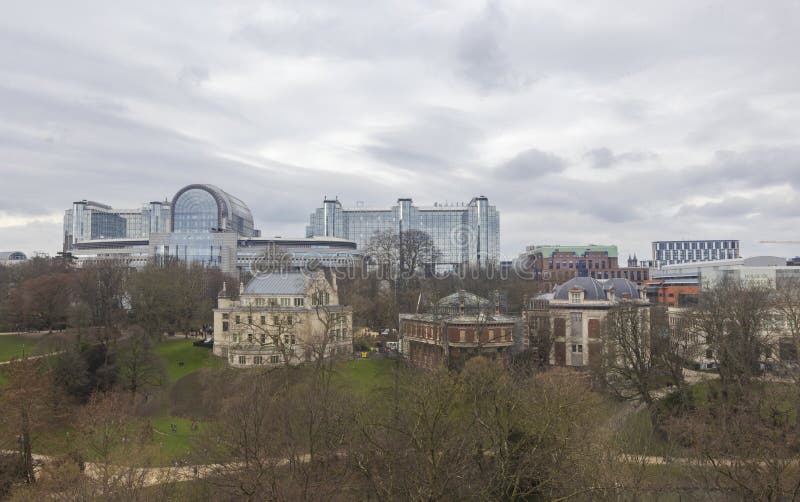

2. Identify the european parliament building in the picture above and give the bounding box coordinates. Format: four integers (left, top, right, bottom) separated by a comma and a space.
306, 196, 500, 269
63, 184, 359, 277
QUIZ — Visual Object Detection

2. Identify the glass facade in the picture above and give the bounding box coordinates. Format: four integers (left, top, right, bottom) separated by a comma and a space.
90, 212, 126, 239
63, 200, 171, 251
173, 188, 220, 233
307, 196, 500, 268
171, 184, 255, 237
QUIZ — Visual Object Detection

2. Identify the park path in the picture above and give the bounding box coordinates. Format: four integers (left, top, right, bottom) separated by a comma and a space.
0, 351, 64, 366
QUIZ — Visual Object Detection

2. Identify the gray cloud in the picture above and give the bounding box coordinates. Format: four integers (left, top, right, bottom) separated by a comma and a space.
1, 1, 800, 261
495, 148, 565, 179
585, 148, 658, 169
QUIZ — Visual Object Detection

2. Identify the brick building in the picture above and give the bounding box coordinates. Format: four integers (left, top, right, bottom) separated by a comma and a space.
523, 245, 650, 288
399, 291, 518, 370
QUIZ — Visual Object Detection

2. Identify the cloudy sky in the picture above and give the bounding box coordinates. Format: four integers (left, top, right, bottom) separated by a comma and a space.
1, 0, 799, 261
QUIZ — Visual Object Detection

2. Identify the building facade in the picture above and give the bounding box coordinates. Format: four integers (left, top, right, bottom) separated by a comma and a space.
0, 251, 27, 266
213, 270, 352, 367
63, 184, 361, 277
307, 196, 499, 269
524, 277, 649, 368
399, 290, 518, 370
63, 200, 171, 250
651, 240, 740, 269
523, 245, 650, 288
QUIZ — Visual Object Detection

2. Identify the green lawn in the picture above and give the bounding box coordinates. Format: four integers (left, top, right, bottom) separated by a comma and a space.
155, 338, 222, 383
149, 415, 203, 460
0, 335, 38, 362
334, 358, 397, 396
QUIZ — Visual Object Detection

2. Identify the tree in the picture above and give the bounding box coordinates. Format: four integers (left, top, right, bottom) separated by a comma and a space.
72, 261, 127, 343
0, 357, 59, 483
9, 273, 74, 332
116, 329, 166, 396
773, 276, 800, 434
687, 278, 774, 404
596, 303, 657, 409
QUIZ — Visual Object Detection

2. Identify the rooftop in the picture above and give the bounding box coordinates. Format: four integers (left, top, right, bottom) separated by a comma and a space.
243, 272, 307, 295
527, 245, 619, 259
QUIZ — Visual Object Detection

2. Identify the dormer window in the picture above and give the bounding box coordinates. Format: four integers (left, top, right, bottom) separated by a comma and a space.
570, 292, 581, 304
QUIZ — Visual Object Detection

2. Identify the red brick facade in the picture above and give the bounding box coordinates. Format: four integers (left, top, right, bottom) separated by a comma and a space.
400, 316, 517, 370
531, 250, 649, 288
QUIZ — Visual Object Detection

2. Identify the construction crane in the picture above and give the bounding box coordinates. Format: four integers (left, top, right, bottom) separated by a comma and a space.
759, 241, 800, 244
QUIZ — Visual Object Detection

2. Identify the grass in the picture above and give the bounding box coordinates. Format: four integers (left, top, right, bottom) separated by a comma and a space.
334, 358, 396, 397
0, 335, 40, 362
148, 415, 203, 460
155, 338, 222, 383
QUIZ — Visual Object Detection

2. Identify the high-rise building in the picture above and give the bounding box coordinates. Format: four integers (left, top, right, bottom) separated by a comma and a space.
63, 200, 171, 250
306, 196, 500, 269
651, 240, 740, 268
63, 184, 359, 277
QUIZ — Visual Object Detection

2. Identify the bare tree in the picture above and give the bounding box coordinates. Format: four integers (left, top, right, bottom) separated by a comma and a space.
596, 303, 657, 409
0, 356, 59, 484
687, 278, 774, 404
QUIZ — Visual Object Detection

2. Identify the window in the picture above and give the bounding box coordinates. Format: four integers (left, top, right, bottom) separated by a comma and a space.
260, 315, 266, 325
260, 333, 266, 344
294, 298, 304, 307
253, 355, 263, 365
238, 356, 246, 365
222, 321, 229, 332
270, 355, 280, 364
255, 298, 265, 307
222, 313, 229, 320
287, 315, 293, 326
247, 315, 253, 325
247, 333, 253, 343
280, 298, 291, 306
571, 344, 583, 353
570, 292, 581, 304
235, 315, 241, 324
290, 335, 296, 345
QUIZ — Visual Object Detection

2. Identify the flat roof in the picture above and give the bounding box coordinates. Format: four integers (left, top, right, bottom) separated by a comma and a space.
527, 245, 619, 259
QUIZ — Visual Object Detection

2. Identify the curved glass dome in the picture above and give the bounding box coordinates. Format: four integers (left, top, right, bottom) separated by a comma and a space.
171, 184, 255, 236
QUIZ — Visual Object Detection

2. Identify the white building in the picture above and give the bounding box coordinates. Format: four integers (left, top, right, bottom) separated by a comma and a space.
652, 240, 740, 268
213, 270, 353, 368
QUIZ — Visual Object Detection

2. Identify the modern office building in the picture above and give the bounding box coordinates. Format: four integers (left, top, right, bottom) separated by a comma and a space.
651, 240, 739, 268
306, 196, 499, 269
0, 251, 28, 266
63, 200, 171, 250
523, 244, 650, 287
651, 255, 800, 289
65, 184, 360, 277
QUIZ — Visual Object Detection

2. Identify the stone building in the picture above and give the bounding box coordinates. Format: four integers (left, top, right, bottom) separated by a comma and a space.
212, 270, 352, 367
524, 277, 649, 367
399, 290, 518, 370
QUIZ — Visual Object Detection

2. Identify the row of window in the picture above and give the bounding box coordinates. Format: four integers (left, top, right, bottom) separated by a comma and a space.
231, 354, 281, 365
655, 241, 738, 251
249, 297, 305, 307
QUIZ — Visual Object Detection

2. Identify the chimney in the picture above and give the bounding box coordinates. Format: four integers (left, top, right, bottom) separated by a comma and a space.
494, 289, 501, 315
458, 290, 466, 314
239, 281, 245, 295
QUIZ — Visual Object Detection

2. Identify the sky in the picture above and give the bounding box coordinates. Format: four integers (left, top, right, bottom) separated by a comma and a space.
1, 0, 799, 262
